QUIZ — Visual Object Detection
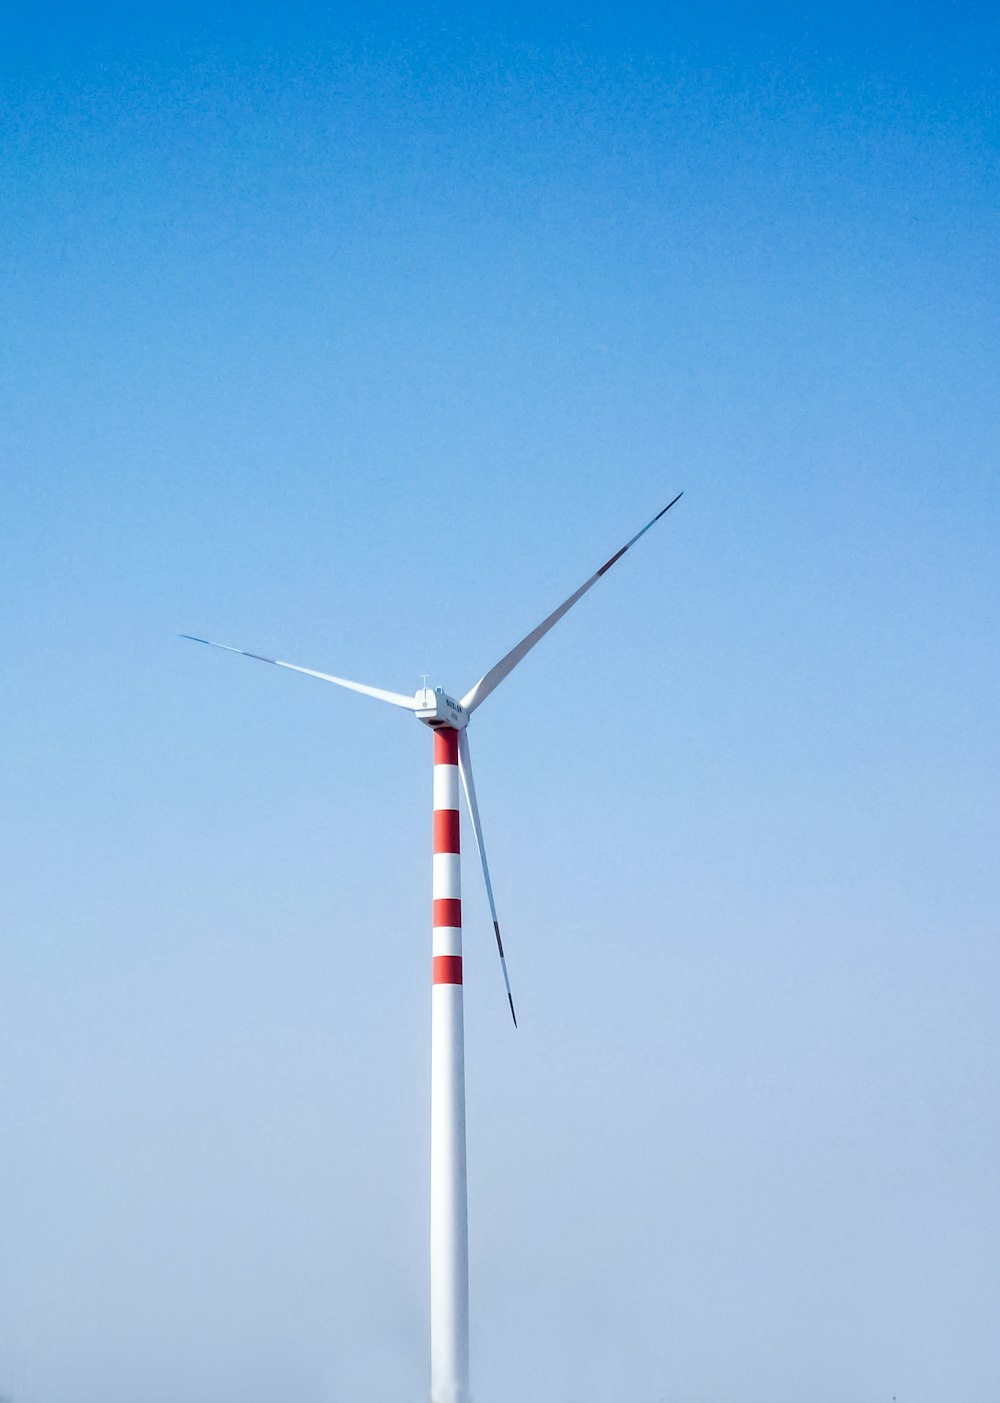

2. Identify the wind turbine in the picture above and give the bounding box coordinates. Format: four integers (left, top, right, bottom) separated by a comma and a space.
182, 491, 683, 1403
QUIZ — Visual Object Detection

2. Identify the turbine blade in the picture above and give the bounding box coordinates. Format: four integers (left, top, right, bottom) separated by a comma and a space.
460, 492, 683, 713
180, 635, 419, 710
457, 729, 517, 1027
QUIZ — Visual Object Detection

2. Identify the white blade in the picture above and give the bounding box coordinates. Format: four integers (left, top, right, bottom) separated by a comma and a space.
181, 635, 420, 710
457, 729, 517, 1027
460, 492, 683, 713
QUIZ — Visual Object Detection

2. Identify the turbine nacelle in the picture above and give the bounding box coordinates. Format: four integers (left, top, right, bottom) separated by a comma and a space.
415, 686, 468, 730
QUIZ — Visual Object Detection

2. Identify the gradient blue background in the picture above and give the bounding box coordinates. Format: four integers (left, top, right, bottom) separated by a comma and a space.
2, 2, 997, 1400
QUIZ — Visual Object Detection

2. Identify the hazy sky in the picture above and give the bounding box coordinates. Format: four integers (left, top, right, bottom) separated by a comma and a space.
2, 2, 998, 1400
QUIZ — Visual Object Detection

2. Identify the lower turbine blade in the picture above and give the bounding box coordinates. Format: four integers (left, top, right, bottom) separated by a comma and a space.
457, 729, 517, 1027
492, 919, 517, 1029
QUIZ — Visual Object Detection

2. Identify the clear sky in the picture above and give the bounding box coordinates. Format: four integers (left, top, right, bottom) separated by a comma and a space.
1, 2, 998, 1400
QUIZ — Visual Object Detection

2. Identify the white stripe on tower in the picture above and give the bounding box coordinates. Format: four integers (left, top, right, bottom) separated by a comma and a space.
430, 726, 470, 1403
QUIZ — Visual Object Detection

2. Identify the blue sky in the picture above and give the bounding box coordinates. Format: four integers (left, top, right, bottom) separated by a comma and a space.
1, 3, 998, 1400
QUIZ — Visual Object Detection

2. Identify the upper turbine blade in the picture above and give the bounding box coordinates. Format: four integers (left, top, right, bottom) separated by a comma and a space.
457, 729, 517, 1027
460, 492, 683, 714
180, 635, 420, 710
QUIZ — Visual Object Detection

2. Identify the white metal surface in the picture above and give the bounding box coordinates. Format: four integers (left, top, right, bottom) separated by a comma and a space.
432, 924, 463, 957
431, 982, 471, 1403
430, 980, 469, 1403
433, 763, 460, 812
432, 852, 462, 900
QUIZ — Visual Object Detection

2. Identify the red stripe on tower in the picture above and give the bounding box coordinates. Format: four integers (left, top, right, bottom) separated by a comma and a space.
433, 955, 463, 985
434, 898, 462, 929
434, 809, 460, 854
434, 727, 459, 765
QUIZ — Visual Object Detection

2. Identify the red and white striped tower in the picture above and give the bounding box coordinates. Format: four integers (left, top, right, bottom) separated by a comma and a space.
430, 725, 470, 1403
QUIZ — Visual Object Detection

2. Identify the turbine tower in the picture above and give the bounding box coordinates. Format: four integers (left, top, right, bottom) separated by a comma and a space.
183, 492, 682, 1403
